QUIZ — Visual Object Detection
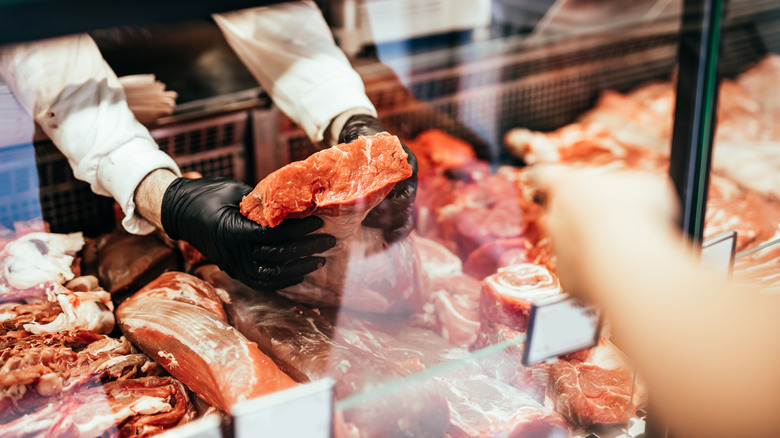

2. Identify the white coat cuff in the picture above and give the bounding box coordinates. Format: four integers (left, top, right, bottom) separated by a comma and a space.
297, 77, 377, 143
97, 138, 181, 234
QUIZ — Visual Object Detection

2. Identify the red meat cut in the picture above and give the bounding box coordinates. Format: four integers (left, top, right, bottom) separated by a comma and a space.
480, 264, 562, 332
240, 133, 419, 311
549, 360, 634, 426
240, 132, 411, 227
116, 272, 297, 411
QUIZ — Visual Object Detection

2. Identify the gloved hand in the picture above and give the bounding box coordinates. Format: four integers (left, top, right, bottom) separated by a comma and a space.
161, 177, 336, 290
339, 114, 418, 243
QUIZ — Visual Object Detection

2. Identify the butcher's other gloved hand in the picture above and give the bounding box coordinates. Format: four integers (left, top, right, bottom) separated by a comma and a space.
339, 114, 418, 243
161, 177, 336, 290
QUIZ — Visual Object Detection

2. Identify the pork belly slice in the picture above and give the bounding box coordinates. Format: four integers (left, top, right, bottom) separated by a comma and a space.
480, 263, 562, 333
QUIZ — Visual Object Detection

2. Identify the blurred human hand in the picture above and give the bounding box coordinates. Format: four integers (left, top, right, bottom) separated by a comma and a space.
529, 165, 680, 301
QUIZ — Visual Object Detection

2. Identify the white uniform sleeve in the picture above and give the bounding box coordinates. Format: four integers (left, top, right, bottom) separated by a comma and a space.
213, 1, 376, 144
0, 34, 181, 235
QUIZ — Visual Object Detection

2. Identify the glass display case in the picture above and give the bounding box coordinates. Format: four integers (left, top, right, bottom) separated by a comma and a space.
1, 1, 779, 437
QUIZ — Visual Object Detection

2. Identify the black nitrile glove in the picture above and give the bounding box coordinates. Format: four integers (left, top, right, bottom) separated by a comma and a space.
161, 177, 336, 290
339, 114, 418, 243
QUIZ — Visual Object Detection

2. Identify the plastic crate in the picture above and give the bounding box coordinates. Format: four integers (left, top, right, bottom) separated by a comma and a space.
25, 110, 250, 235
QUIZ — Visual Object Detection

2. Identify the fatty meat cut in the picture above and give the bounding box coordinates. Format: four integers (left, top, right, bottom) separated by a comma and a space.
116, 272, 296, 411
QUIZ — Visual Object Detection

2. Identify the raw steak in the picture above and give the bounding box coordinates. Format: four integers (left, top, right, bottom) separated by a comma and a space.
431, 278, 481, 349
81, 230, 178, 296
412, 233, 463, 291
436, 174, 537, 260
407, 129, 478, 177
240, 133, 417, 311
548, 339, 643, 427
0, 376, 195, 438
196, 265, 451, 438
548, 361, 634, 426
480, 264, 562, 332
241, 132, 411, 226
116, 272, 296, 411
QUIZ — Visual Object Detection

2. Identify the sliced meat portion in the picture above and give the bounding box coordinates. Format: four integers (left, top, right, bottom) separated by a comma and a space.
241, 132, 411, 226
407, 129, 479, 177
335, 317, 569, 438
116, 272, 296, 411
480, 264, 562, 332
436, 174, 539, 260
240, 133, 416, 311
549, 361, 634, 427
81, 230, 178, 296
548, 338, 642, 427
1, 376, 195, 438
412, 233, 463, 291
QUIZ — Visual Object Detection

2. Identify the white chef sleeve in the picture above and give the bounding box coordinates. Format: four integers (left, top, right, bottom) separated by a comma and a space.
0, 34, 181, 235
213, 1, 377, 144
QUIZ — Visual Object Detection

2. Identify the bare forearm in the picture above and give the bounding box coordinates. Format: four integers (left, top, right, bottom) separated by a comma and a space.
134, 169, 178, 230
548, 174, 780, 438
586, 221, 780, 437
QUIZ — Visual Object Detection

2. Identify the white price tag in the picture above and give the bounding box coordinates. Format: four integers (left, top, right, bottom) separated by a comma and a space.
701, 231, 736, 275
231, 379, 334, 438
523, 295, 601, 365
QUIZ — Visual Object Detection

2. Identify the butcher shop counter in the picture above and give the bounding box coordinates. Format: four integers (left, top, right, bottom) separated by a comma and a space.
0, 129, 645, 438
3, 0, 780, 437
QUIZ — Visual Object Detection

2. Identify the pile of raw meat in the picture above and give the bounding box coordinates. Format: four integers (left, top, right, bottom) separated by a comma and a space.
0, 225, 197, 437
505, 54, 780, 292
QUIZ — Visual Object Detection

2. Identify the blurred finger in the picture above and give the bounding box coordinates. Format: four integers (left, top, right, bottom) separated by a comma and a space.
253, 234, 336, 261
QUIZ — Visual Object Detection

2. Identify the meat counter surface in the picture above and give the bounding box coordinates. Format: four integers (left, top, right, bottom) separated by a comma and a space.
4, 53, 779, 435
